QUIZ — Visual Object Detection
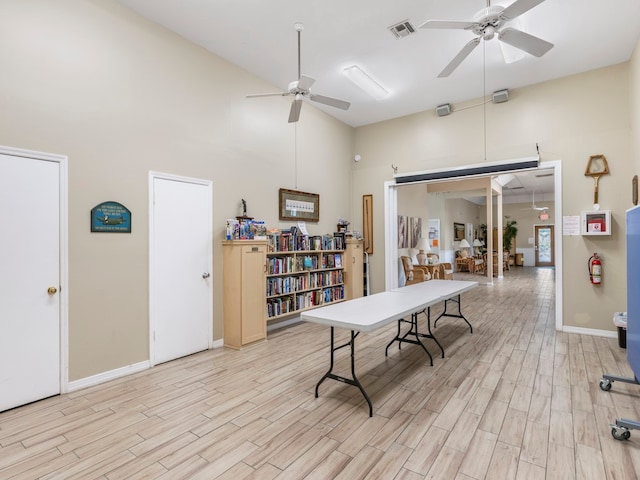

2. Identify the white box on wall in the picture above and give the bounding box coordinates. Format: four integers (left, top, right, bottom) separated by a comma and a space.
581, 210, 611, 235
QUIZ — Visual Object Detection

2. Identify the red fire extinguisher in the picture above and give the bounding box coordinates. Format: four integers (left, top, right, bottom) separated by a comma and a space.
588, 253, 602, 285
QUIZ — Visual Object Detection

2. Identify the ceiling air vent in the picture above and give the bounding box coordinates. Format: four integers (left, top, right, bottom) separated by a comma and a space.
388, 20, 416, 39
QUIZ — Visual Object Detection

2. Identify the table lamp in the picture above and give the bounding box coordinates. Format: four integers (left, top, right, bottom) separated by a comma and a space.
458, 239, 471, 258
415, 237, 431, 265
472, 238, 483, 256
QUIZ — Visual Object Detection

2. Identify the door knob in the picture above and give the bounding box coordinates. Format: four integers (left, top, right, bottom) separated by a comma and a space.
47, 286, 58, 295
202, 272, 210, 279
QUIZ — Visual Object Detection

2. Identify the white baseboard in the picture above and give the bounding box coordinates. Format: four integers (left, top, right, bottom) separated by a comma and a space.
561, 325, 617, 338
67, 341, 227, 393
67, 360, 150, 392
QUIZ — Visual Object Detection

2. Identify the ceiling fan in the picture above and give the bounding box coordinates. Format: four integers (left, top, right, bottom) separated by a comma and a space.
529, 191, 548, 211
421, 0, 553, 78
246, 23, 350, 123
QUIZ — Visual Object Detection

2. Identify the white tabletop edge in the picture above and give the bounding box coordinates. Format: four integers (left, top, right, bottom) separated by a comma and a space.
301, 280, 478, 333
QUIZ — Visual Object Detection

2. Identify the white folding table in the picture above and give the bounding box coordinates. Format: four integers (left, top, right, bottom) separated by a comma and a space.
394, 279, 477, 331
301, 280, 477, 416
387, 280, 477, 360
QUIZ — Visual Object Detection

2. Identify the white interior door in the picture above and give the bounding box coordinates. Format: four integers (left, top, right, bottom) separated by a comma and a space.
0, 153, 61, 411
150, 174, 212, 365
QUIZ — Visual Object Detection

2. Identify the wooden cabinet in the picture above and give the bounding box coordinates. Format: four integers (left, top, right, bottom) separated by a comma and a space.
343, 238, 363, 300
222, 240, 267, 349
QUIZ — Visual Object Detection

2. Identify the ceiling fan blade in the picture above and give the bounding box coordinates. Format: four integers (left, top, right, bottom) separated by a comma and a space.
297, 74, 315, 91
498, 28, 553, 57
438, 37, 480, 78
501, 0, 546, 20
288, 98, 303, 123
420, 20, 476, 30
309, 94, 350, 110
246, 92, 289, 98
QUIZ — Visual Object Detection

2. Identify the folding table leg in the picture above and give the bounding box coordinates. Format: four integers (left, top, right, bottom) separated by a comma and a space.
315, 328, 373, 417
433, 294, 473, 333
385, 313, 433, 366
419, 306, 445, 358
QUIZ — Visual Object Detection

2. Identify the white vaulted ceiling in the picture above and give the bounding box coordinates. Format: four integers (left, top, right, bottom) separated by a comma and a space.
118, 0, 640, 128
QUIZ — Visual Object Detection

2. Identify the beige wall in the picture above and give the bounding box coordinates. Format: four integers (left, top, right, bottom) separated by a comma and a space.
352, 63, 634, 332
2, 0, 639, 383
502, 202, 555, 251
0, 0, 353, 380
397, 183, 429, 223
632, 37, 640, 175
446, 198, 482, 241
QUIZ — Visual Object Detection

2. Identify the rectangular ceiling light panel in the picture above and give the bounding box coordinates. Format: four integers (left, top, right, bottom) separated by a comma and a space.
343, 65, 390, 100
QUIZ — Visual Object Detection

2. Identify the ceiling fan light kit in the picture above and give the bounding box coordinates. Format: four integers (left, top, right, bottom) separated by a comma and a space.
498, 15, 527, 64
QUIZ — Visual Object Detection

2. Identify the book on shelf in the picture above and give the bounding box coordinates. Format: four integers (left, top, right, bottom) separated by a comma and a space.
267, 230, 346, 253
303, 256, 313, 270
296, 234, 310, 251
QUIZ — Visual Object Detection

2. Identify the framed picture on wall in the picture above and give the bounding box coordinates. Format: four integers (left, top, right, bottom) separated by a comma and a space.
362, 194, 373, 254
454, 222, 465, 241
279, 188, 319, 222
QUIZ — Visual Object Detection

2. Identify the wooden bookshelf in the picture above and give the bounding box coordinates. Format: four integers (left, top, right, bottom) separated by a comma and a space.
266, 248, 345, 320
223, 234, 363, 346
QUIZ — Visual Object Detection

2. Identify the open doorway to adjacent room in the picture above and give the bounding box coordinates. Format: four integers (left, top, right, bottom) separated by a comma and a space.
385, 160, 562, 328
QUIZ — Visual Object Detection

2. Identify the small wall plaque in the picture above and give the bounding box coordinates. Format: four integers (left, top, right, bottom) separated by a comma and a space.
91, 201, 132, 233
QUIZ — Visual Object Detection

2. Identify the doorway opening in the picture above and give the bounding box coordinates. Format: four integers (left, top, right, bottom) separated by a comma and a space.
385, 160, 563, 330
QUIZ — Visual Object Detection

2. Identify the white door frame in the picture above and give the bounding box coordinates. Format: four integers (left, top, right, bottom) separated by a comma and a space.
148, 171, 213, 366
0, 145, 69, 393
385, 160, 563, 330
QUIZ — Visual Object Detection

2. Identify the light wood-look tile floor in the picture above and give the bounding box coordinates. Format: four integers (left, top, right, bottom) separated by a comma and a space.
3, 267, 640, 479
